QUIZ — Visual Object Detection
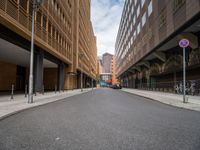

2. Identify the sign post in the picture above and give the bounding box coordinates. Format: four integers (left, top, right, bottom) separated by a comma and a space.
179, 39, 189, 103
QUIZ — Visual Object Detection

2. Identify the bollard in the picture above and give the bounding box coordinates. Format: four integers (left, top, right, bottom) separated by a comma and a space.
35, 91, 37, 96
11, 84, 14, 100
25, 84, 28, 97
42, 85, 44, 95
55, 85, 57, 94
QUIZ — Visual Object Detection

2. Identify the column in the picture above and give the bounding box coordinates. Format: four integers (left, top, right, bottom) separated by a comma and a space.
34, 50, 44, 92
57, 62, 65, 91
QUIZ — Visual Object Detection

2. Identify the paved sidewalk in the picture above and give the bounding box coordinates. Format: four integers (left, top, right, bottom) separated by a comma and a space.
0, 88, 94, 120
122, 88, 200, 112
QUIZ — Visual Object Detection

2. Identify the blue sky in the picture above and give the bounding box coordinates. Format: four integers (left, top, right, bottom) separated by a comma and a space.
91, 0, 125, 56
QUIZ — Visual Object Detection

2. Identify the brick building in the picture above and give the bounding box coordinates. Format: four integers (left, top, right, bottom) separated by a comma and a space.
115, 0, 200, 94
0, 0, 97, 92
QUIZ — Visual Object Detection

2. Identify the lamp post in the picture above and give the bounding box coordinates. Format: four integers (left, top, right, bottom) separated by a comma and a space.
28, 0, 43, 103
79, 53, 84, 92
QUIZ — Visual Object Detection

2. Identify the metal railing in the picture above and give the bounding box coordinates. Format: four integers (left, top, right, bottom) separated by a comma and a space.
123, 79, 200, 96
0, 0, 72, 62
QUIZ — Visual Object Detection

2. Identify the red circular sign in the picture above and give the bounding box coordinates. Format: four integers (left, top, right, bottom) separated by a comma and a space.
179, 39, 189, 48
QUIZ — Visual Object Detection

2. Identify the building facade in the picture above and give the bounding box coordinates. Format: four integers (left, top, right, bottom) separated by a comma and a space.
99, 73, 112, 87
102, 52, 113, 73
115, 0, 200, 94
0, 0, 97, 92
111, 56, 118, 85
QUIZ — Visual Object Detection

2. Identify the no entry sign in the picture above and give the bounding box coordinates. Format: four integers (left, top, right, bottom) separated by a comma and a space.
179, 39, 189, 48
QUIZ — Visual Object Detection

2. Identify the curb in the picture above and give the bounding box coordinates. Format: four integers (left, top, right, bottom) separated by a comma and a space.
121, 90, 200, 112
0, 89, 94, 121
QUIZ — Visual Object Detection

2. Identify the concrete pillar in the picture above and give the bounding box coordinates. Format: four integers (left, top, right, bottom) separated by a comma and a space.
76, 72, 81, 89
83, 74, 85, 88
34, 50, 44, 92
131, 75, 134, 88
133, 78, 135, 88
57, 62, 65, 91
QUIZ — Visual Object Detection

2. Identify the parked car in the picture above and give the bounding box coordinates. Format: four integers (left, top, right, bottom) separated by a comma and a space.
112, 84, 122, 89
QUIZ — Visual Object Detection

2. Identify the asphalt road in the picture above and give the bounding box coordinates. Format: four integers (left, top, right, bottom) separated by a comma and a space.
0, 88, 200, 150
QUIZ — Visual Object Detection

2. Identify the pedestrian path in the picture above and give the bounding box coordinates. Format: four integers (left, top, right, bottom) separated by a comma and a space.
122, 88, 200, 112
0, 88, 94, 120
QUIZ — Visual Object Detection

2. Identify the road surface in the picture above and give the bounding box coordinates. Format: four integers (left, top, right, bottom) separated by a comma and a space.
0, 88, 200, 150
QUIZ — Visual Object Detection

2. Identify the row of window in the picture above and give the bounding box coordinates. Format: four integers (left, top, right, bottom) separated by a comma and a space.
116, 0, 153, 62
116, 0, 147, 50
116, 0, 186, 71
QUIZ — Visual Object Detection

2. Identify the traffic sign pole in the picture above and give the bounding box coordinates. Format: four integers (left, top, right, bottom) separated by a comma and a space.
183, 47, 186, 103
179, 39, 189, 103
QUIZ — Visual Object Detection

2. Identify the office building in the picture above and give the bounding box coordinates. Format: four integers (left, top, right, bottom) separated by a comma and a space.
102, 52, 113, 73
0, 0, 97, 92
115, 0, 200, 93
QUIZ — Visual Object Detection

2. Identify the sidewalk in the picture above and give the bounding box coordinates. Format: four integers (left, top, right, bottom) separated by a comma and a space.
122, 88, 200, 112
0, 88, 94, 120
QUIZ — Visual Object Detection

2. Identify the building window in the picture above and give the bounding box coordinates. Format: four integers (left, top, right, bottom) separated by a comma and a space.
132, 15, 136, 25
141, 0, 145, 7
19, 0, 27, 11
131, 37, 133, 45
43, 15, 47, 29
36, 12, 42, 24
137, 22, 141, 35
173, 0, 185, 13
148, 1, 153, 17
131, 7, 134, 15
135, 0, 138, 6
48, 22, 52, 35
133, 31, 136, 40
130, 23, 133, 32
137, 6, 140, 18
142, 12, 146, 27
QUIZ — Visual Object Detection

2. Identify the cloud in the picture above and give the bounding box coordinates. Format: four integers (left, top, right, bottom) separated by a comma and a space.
91, 0, 124, 56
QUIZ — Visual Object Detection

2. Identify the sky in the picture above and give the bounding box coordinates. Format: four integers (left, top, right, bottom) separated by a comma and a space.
91, 0, 125, 56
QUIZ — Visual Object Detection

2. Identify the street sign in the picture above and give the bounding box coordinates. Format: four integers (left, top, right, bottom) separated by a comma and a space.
179, 39, 189, 48
179, 39, 189, 103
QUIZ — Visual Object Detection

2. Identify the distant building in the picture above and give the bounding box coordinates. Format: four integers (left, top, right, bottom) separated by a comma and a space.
111, 56, 118, 85
98, 52, 118, 86
99, 73, 112, 87
102, 53, 113, 73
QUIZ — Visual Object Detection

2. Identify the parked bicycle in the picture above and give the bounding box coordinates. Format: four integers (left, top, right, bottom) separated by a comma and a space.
174, 80, 197, 95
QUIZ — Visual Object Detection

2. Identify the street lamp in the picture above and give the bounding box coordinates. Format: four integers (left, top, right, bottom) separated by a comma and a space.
79, 53, 84, 92
28, 0, 43, 103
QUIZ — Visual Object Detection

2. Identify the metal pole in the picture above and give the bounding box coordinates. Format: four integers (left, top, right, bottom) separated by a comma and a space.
183, 47, 186, 103
25, 84, 28, 97
28, 1, 36, 104
11, 84, 14, 100
55, 84, 57, 94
